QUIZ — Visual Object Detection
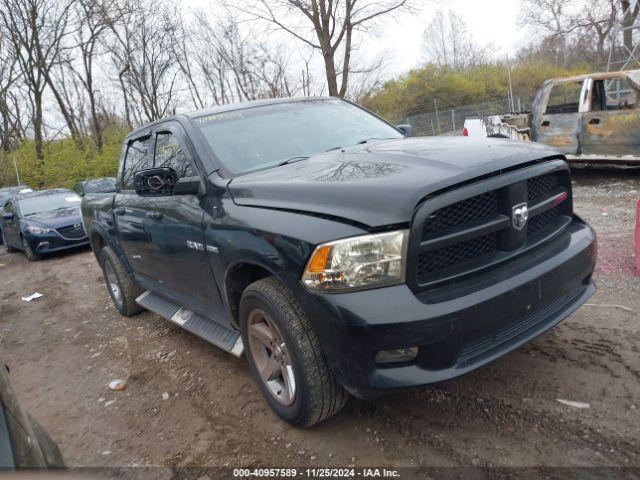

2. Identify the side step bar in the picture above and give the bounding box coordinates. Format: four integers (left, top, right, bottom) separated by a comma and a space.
136, 291, 243, 357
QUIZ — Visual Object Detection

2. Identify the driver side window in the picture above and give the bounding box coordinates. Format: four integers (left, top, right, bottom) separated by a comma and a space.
154, 132, 194, 178
122, 137, 151, 190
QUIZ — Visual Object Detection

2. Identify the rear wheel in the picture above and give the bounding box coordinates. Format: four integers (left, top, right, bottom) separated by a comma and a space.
100, 246, 144, 316
240, 277, 348, 427
2, 231, 17, 253
22, 237, 40, 261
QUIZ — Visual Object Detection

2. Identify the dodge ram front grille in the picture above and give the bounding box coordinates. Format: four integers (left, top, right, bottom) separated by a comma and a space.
527, 173, 560, 203
409, 161, 572, 290
422, 191, 498, 237
416, 233, 498, 276
527, 205, 562, 237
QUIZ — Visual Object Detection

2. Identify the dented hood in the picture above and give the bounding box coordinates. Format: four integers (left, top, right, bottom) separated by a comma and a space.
227, 137, 561, 228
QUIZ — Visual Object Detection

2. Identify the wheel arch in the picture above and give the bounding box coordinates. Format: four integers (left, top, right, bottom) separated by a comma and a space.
88, 226, 132, 274
224, 261, 278, 328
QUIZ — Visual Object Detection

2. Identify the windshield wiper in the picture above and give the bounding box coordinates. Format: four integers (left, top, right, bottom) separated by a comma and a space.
356, 137, 395, 145
274, 156, 310, 168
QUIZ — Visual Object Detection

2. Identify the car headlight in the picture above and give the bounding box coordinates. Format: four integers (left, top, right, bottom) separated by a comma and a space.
26, 225, 53, 234
302, 230, 408, 292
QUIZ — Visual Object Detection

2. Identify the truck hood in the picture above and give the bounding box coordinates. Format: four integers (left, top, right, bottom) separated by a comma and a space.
227, 137, 561, 228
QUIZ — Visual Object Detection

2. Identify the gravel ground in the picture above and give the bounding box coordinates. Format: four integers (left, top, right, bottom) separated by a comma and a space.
0, 170, 638, 473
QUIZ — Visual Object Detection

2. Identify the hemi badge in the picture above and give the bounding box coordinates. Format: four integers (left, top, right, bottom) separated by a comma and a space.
206, 245, 219, 253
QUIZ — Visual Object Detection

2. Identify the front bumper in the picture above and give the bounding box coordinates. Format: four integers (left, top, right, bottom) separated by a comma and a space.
23, 231, 90, 255
297, 219, 596, 400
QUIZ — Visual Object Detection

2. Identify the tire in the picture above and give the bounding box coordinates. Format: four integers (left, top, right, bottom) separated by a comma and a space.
240, 277, 348, 427
100, 246, 144, 316
2, 231, 17, 253
22, 236, 40, 261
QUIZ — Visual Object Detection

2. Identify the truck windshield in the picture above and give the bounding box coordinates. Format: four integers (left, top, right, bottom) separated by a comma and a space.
193, 99, 403, 175
18, 193, 81, 216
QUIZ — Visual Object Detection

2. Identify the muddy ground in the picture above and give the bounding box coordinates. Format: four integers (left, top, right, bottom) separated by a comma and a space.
0, 170, 639, 473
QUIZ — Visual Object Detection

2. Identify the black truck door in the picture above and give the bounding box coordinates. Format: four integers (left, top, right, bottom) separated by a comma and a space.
145, 123, 225, 317
113, 133, 161, 285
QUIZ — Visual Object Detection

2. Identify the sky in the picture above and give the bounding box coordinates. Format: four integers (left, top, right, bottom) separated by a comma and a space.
187, 0, 526, 81
360, 0, 525, 73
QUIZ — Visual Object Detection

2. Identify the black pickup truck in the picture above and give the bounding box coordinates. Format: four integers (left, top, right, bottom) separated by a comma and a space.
81, 97, 597, 427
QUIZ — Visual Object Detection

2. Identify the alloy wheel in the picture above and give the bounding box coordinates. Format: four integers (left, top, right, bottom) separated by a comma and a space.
247, 308, 296, 406
104, 260, 123, 308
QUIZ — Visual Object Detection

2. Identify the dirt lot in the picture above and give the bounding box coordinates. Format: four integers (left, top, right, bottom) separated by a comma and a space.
0, 170, 639, 472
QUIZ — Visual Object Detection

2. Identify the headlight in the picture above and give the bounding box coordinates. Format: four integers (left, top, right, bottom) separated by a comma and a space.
26, 225, 53, 234
302, 230, 408, 292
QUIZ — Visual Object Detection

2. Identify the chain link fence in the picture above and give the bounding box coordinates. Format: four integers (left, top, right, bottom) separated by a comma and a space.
402, 97, 535, 137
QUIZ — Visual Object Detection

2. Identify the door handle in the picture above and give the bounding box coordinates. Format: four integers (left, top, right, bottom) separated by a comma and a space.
541, 121, 550, 127
589, 118, 601, 125
146, 211, 164, 220
114, 208, 126, 216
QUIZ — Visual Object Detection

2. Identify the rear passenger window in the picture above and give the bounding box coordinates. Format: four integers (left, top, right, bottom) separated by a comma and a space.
592, 78, 638, 111
154, 132, 193, 178
122, 137, 151, 190
545, 81, 584, 114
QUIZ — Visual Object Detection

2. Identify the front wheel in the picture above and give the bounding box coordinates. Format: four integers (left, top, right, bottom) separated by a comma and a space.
240, 277, 348, 427
100, 246, 144, 316
22, 237, 40, 261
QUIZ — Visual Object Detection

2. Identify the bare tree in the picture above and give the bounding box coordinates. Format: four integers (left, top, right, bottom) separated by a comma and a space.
0, 32, 24, 152
234, 0, 411, 98
423, 10, 490, 70
64, 0, 114, 152
519, 0, 626, 68
176, 12, 301, 107
100, 0, 180, 125
520, 0, 577, 66
0, 0, 48, 169
582, 0, 618, 64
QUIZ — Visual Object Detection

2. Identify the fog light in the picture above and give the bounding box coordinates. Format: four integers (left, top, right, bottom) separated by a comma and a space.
37, 241, 49, 250
375, 347, 418, 365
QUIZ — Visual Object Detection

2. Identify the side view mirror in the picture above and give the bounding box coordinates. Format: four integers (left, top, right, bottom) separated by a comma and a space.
134, 168, 179, 197
2, 212, 14, 221
134, 168, 202, 197
397, 124, 413, 137
173, 176, 203, 196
